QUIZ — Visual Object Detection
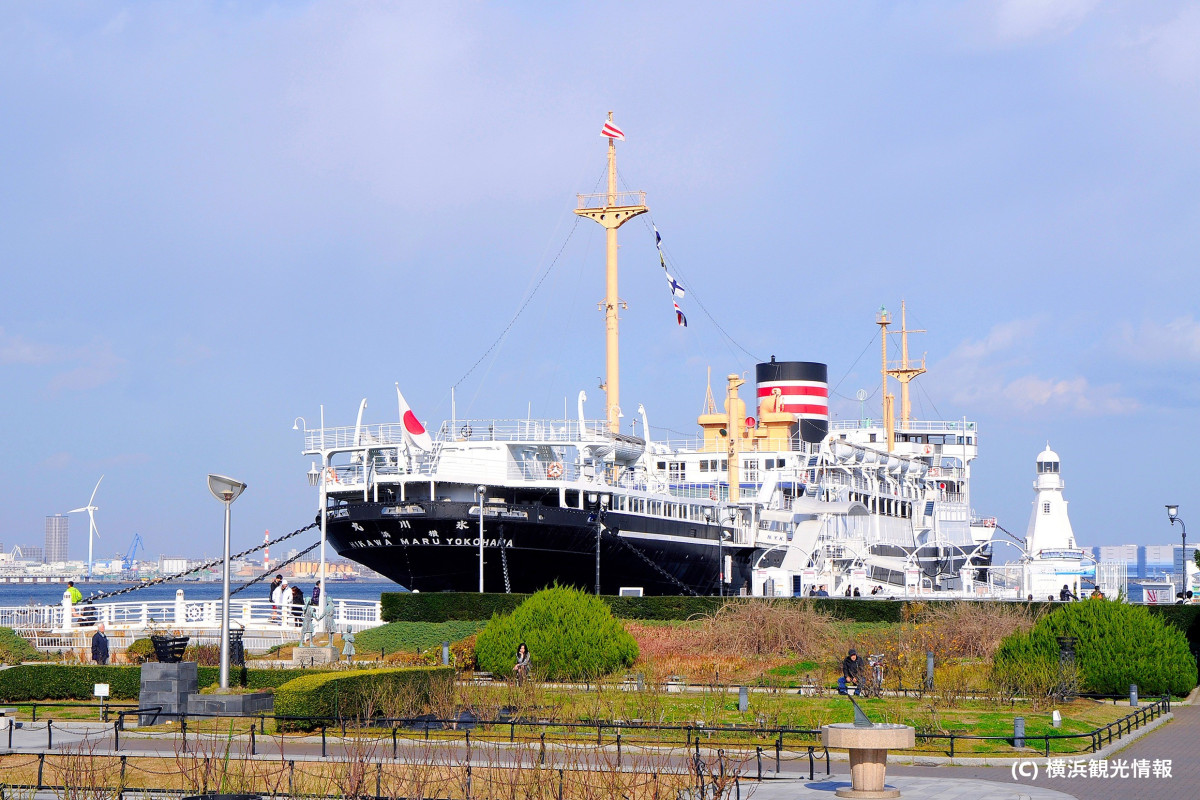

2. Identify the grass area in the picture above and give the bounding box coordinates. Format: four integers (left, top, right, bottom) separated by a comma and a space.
356, 621, 484, 656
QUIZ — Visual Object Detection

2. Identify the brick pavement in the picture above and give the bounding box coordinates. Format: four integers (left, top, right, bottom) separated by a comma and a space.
888, 704, 1198, 800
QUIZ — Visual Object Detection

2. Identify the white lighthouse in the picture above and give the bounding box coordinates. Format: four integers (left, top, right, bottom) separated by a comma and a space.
1023, 444, 1085, 600
1025, 444, 1076, 554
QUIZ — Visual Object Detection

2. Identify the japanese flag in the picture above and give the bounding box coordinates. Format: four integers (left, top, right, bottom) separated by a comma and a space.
395, 384, 433, 451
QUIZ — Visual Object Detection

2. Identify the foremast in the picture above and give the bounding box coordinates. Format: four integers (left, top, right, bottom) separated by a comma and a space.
574, 112, 648, 433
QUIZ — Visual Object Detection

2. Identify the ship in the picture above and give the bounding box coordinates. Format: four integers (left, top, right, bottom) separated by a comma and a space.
297, 116, 996, 597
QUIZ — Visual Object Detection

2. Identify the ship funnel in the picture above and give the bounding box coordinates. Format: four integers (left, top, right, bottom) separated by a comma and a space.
756, 359, 828, 443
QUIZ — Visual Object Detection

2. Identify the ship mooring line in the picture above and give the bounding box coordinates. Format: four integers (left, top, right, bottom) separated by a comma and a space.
452, 215, 583, 393
604, 530, 700, 597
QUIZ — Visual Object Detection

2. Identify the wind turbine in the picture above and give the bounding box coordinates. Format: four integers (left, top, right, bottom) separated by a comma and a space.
69, 476, 103, 580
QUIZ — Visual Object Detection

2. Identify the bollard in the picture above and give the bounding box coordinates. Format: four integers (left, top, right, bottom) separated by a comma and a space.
1051, 710, 1061, 728
113, 720, 119, 751
1014, 717, 1025, 748
1130, 684, 1138, 707
756, 746, 763, 780
925, 650, 935, 691
47, 720, 52, 749
250, 726, 256, 755
393, 727, 398, 759
738, 686, 748, 713
36, 753, 44, 788
321, 726, 326, 758
442, 641, 450, 666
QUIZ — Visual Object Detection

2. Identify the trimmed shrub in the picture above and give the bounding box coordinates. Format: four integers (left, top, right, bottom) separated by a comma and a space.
382, 593, 528, 622
995, 600, 1198, 697
474, 585, 638, 680
245, 667, 336, 690
273, 667, 453, 731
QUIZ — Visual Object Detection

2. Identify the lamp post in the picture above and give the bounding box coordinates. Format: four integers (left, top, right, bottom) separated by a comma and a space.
589, 493, 608, 595
207, 474, 246, 690
704, 507, 721, 597
1167, 505, 1187, 592
478, 486, 487, 593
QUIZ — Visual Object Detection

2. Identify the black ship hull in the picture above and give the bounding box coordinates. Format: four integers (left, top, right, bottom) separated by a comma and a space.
324, 500, 751, 595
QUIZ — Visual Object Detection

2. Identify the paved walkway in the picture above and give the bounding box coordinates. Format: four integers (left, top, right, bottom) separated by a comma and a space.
751, 774, 1077, 800
888, 703, 1198, 800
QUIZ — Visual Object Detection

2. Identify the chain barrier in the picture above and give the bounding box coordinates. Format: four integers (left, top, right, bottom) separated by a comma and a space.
83, 522, 318, 603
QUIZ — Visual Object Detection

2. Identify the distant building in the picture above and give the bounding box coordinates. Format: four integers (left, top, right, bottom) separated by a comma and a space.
13, 545, 45, 563
159, 556, 190, 574
45, 515, 69, 563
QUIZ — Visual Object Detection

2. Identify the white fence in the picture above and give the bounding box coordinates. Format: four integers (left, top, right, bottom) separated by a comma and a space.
4, 588, 384, 653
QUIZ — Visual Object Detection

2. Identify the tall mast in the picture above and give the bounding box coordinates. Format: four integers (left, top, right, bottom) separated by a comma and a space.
876, 307, 895, 451
888, 300, 926, 427
574, 112, 648, 433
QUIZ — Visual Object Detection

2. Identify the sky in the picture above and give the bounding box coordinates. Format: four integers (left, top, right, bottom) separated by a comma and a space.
2, 1, 1198, 564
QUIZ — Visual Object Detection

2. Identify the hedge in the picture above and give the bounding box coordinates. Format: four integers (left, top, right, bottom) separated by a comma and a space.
274, 667, 453, 731
0, 665, 338, 702
382, 592, 1065, 623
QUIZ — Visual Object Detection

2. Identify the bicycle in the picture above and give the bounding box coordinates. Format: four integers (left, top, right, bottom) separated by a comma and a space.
857, 653, 886, 698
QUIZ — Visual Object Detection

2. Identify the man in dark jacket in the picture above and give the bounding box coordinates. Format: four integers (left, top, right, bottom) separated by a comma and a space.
91, 623, 109, 665
839, 648, 861, 694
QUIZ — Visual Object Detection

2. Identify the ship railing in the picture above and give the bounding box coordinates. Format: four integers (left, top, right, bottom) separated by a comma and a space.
507, 460, 582, 482
829, 419, 978, 434
436, 419, 613, 444
304, 423, 409, 453
576, 190, 647, 209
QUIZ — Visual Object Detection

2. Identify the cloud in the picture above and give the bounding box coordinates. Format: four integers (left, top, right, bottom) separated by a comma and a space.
0, 328, 61, 365
1003, 375, 1139, 414
931, 318, 1138, 417
39, 452, 73, 470
1115, 315, 1200, 362
46, 342, 126, 395
1127, 5, 1200, 86
994, 0, 1100, 43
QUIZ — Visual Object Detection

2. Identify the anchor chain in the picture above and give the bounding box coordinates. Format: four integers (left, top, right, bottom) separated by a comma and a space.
230, 541, 321, 596
83, 522, 319, 602
500, 538, 512, 594
603, 529, 700, 596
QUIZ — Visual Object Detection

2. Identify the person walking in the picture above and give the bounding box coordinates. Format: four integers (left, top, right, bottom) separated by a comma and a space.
91, 623, 109, 665
311, 579, 322, 607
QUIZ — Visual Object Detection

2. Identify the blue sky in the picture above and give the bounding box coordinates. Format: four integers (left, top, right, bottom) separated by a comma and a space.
2, 1, 1198, 562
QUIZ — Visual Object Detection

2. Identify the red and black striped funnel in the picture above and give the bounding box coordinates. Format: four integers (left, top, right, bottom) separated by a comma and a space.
755, 358, 828, 443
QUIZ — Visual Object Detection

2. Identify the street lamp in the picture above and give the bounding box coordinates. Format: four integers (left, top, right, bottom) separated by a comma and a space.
589, 493, 608, 595
478, 486, 487, 593
1168, 505, 1187, 591
207, 474, 246, 690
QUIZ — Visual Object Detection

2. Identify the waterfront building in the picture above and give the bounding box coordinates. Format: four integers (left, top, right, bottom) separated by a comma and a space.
44, 515, 69, 563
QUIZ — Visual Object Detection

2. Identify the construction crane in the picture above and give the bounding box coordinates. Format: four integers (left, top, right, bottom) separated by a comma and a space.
122, 533, 145, 572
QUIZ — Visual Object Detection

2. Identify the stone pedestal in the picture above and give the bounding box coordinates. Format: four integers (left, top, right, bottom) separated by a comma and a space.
292, 646, 339, 666
822, 723, 916, 799
139, 662, 198, 725
187, 691, 274, 717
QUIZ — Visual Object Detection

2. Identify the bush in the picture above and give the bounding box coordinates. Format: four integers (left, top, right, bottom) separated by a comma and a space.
273, 667, 453, 731
0, 628, 43, 664
696, 600, 839, 657
474, 585, 638, 681
125, 638, 154, 665
994, 600, 1198, 697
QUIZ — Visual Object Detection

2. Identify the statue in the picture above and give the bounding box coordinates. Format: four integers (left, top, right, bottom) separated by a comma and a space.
341, 624, 356, 660
313, 592, 336, 645
299, 601, 316, 646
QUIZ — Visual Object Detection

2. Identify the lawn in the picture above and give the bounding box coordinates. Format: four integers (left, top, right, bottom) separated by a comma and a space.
355, 621, 484, 657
